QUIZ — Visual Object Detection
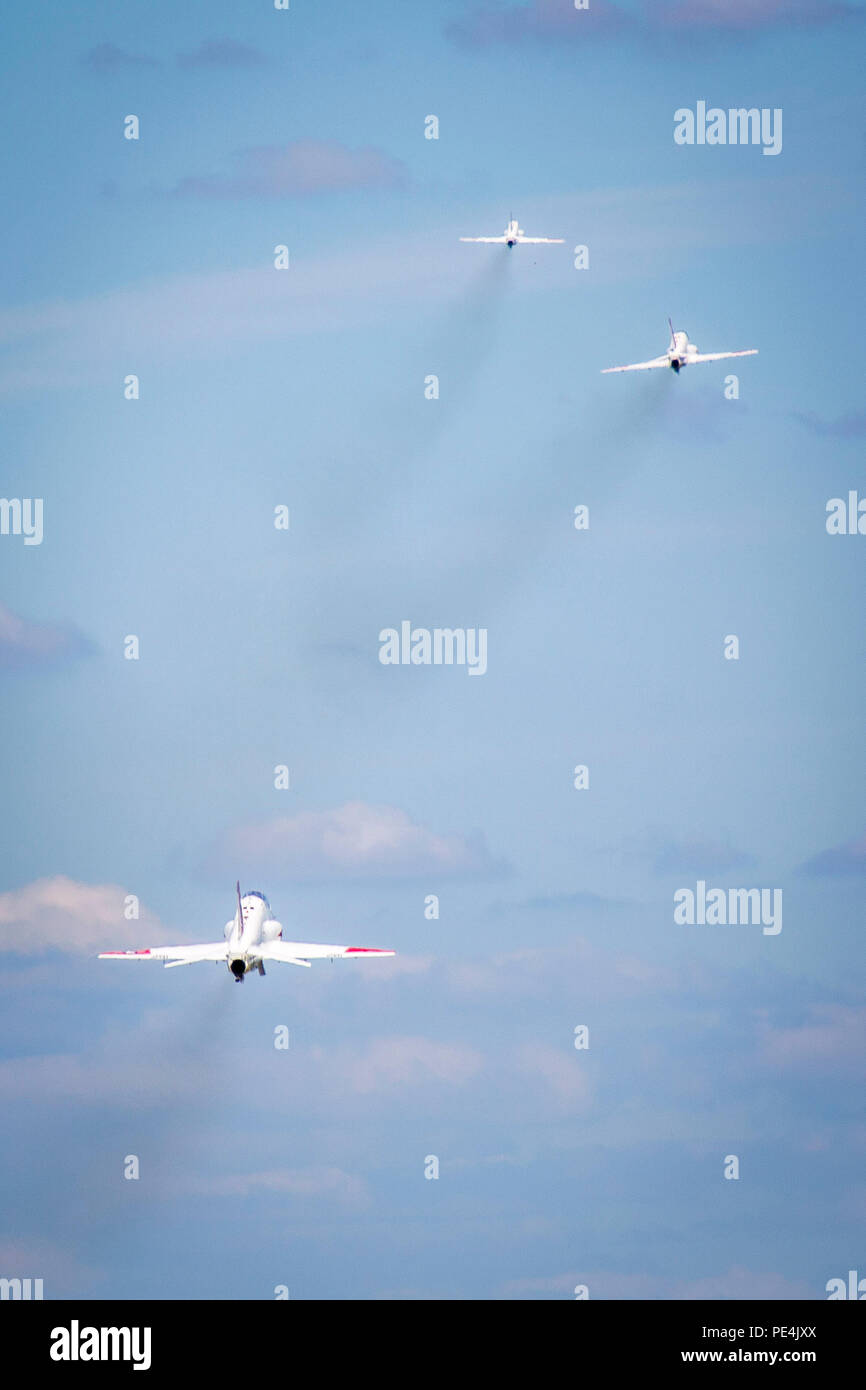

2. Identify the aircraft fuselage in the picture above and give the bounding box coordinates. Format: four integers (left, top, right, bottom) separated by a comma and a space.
225, 892, 280, 981
669, 329, 691, 370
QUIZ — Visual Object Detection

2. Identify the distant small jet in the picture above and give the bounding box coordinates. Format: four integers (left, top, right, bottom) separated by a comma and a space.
99, 883, 395, 982
603, 320, 758, 374
460, 217, 564, 249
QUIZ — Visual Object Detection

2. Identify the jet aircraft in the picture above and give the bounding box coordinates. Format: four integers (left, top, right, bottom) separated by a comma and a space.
603, 320, 758, 374
460, 217, 563, 248
99, 884, 395, 981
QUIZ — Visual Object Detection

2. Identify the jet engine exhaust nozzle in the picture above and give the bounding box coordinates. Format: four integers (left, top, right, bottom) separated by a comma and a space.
230, 958, 246, 981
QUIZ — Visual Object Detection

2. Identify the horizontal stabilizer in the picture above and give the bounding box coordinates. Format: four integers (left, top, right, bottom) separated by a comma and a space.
688, 349, 759, 363
602, 356, 670, 374
99, 943, 229, 965
257, 941, 395, 966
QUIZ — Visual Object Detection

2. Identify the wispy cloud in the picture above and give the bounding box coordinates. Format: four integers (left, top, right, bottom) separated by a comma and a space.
447, 0, 630, 45
83, 38, 270, 74
799, 832, 866, 876
208, 801, 505, 881
0, 1048, 207, 1108
513, 1041, 592, 1109
0, 1239, 99, 1295
0, 603, 95, 673
759, 1005, 866, 1075
792, 409, 866, 439
176, 38, 267, 69
445, 939, 679, 1001
0, 1022, 481, 1114
81, 43, 159, 73
0, 175, 834, 397
620, 829, 757, 875
518, 889, 626, 912
655, 0, 865, 32
447, 0, 863, 46
309, 1035, 485, 1094
0, 877, 169, 955
171, 140, 408, 199
652, 836, 757, 875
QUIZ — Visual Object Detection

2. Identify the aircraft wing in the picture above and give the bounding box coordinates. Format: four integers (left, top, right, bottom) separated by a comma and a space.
257, 941, 395, 968
98, 943, 229, 968
459, 236, 507, 243
516, 236, 564, 244
688, 349, 759, 364
601, 355, 671, 374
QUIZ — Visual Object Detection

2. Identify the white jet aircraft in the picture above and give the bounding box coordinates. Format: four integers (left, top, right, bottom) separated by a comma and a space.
99, 884, 395, 982
460, 217, 564, 249
602, 320, 758, 375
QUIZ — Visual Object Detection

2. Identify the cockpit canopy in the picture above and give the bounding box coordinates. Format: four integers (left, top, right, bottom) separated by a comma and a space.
243, 890, 270, 910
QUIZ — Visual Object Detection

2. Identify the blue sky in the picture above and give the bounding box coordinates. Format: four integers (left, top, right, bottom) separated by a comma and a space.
1, 0, 864, 1300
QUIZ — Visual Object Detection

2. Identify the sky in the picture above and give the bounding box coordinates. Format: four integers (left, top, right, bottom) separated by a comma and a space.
1, 0, 864, 1301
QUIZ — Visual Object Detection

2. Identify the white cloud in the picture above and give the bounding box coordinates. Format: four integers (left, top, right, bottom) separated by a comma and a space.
0, 603, 94, 672
0, 877, 169, 955
212, 801, 503, 880
800, 832, 866, 877
513, 1041, 592, 1109
446, 939, 679, 1000
0, 1239, 99, 1294
0, 1025, 483, 1112
172, 140, 407, 197
759, 1005, 866, 1076
309, 1035, 484, 1095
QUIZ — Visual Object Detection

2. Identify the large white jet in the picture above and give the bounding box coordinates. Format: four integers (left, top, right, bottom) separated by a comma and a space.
603, 320, 758, 375
460, 217, 564, 249
99, 884, 395, 982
